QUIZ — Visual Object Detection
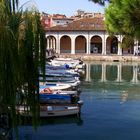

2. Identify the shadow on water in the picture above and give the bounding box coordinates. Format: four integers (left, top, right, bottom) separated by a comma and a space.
18, 115, 83, 126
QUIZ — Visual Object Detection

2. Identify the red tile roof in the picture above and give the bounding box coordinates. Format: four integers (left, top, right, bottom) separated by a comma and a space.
45, 17, 106, 31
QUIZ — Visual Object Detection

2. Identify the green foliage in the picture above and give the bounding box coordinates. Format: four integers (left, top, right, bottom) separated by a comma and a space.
0, 0, 45, 130
89, 0, 110, 5
105, 0, 140, 39
122, 35, 134, 48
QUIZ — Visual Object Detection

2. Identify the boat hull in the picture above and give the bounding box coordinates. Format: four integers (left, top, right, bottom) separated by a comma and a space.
16, 104, 81, 117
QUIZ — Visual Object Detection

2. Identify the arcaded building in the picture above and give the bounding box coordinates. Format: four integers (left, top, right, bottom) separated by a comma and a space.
44, 16, 134, 56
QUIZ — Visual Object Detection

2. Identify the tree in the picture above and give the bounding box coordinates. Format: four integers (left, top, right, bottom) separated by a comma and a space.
89, 0, 110, 5
105, 0, 140, 39
90, 0, 140, 48
0, 0, 46, 130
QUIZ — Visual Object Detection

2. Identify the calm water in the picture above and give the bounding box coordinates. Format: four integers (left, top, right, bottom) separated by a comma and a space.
14, 62, 140, 140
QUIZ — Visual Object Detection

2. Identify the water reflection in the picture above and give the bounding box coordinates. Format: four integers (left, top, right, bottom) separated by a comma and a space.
85, 62, 140, 83
83, 61, 140, 105
13, 116, 83, 140
20, 116, 83, 126
12, 61, 140, 140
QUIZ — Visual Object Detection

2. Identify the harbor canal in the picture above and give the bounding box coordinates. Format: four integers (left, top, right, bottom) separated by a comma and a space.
14, 61, 140, 140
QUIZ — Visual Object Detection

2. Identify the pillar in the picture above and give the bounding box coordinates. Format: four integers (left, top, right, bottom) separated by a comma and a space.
47, 38, 50, 49
117, 42, 122, 55
86, 34, 90, 54
56, 35, 60, 54
71, 38, 75, 54
102, 34, 106, 55
117, 35, 122, 55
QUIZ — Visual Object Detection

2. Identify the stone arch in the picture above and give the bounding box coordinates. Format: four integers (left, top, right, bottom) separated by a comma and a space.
75, 35, 86, 53
122, 36, 134, 54
106, 36, 118, 54
90, 35, 102, 54
46, 35, 56, 49
60, 35, 71, 53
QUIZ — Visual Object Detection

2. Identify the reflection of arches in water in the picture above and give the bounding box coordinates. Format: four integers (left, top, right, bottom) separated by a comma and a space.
115, 64, 123, 82
106, 65, 117, 81
84, 62, 140, 83
131, 65, 139, 83
90, 65, 102, 81
100, 63, 107, 82
85, 63, 91, 82
122, 65, 133, 82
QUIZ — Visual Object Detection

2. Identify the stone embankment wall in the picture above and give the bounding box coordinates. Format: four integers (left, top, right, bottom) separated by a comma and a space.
59, 54, 140, 62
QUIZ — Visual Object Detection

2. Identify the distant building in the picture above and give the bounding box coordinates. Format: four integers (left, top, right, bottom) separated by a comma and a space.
41, 12, 74, 29
42, 11, 135, 56
72, 9, 104, 20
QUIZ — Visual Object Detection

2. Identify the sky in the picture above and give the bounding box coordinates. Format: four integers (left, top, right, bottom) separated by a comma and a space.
19, 0, 106, 17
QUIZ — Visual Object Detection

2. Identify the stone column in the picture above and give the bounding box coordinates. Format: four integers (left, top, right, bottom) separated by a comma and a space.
117, 35, 122, 55
53, 38, 56, 50
102, 34, 106, 55
50, 38, 53, 49
117, 42, 122, 55
71, 38, 75, 54
86, 33, 90, 54
56, 34, 60, 54
47, 38, 50, 49
86, 40, 90, 54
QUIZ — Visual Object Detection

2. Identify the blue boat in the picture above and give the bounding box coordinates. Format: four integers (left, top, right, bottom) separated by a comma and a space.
39, 93, 78, 104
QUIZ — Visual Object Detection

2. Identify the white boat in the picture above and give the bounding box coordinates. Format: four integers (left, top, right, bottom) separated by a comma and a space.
40, 88, 79, 95
39, 76, 80, 84
16, 102, 83, 117
39, 68, 80, 78
39, 83, 72, 91
50, 58, 85, 69
44, 80, 81, 88
45, 63, 70, 70
54, 58, 83, 65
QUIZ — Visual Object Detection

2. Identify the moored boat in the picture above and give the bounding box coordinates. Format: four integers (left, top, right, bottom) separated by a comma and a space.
16, 102, 83, 117
39, 83, 72, 91
49, 58, 85, 69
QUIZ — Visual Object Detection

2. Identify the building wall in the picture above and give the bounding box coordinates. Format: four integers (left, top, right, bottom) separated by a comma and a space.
45, 31, 135, 55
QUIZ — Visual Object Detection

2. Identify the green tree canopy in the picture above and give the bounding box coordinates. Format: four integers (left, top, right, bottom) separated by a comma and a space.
89, 0, 110, 5
105, 0, 140, 39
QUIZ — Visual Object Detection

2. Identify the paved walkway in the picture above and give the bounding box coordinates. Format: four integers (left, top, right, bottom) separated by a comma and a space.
59, 54, 140, 62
